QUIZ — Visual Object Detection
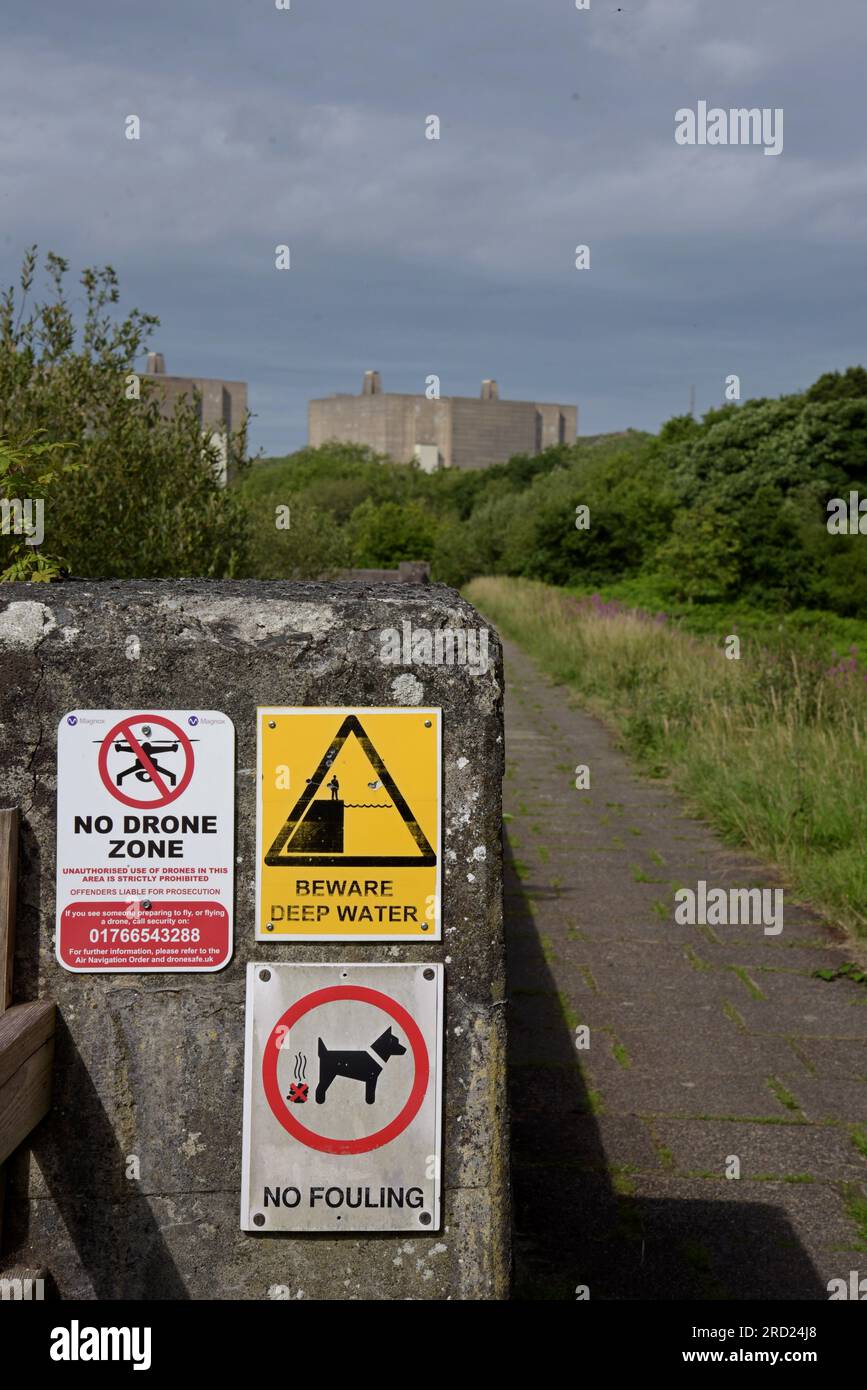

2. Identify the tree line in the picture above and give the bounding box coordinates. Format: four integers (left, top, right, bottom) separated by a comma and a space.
2, 249, 866, 619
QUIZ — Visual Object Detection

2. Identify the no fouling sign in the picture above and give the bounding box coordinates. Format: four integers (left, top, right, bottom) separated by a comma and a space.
56, 710, 235, 972
241, 963, 443, 1232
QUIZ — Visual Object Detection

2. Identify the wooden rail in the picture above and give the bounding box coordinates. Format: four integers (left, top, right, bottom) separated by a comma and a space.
0, 808, 56, 1252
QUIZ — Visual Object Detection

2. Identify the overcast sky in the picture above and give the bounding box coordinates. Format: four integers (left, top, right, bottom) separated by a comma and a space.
2, 0, 865, 455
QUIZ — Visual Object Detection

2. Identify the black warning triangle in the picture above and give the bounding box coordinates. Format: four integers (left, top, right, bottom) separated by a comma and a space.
264, 714, 437, 867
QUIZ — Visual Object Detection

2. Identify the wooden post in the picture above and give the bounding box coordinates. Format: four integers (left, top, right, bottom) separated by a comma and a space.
0, 807, 18, 1250
0, 807, 55, 1285
0, 808, 18, 1013
0, 1000, 56, 1163
0, 811, 55, 1284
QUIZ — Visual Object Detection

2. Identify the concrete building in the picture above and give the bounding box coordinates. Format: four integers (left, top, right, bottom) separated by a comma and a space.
142, 352, 247, 485
309, 372, 577, 471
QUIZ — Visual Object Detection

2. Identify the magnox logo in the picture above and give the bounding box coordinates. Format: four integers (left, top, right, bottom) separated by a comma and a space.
675, 101, 783, 157
50, 1320, 152, 1371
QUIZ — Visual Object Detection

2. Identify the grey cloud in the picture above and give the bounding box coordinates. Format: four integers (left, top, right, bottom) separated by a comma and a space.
0, 0, 865, 455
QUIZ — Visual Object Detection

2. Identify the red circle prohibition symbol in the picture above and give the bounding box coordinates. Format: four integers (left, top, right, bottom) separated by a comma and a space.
262, 985, 430, 1155
98, 713, 195, 810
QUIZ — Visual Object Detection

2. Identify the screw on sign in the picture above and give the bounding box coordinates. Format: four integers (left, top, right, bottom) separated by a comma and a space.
97, 713, 197, 810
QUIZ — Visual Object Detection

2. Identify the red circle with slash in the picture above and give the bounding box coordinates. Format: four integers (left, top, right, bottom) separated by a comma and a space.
98, 714, 195, 810
262, 985, 430, 1155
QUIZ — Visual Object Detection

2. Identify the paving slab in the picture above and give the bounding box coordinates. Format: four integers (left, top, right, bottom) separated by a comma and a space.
647, 1117, 867, 1182
500, 634, 867, 1300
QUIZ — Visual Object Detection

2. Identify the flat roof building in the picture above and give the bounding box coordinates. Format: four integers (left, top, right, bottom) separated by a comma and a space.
142, 352, 247, 485
309, 372, 577, 471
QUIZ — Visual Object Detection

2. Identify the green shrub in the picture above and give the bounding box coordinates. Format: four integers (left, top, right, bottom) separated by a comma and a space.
0, 248, 250, 580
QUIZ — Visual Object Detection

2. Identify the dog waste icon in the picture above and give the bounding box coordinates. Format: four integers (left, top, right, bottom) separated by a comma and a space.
288, 1053, 309, 1105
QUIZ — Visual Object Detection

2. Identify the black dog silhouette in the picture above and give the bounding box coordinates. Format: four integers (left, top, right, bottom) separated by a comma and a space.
315, 1026, 407, 1105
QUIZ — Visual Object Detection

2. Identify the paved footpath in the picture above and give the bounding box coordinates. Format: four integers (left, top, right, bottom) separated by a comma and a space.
501, 636, 867, 1300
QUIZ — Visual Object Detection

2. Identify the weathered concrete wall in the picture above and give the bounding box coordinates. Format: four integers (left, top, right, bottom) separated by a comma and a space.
144, 372, 247, 436
536, 403, 579, 452
0, 581, 508, 1300
448, 398, 539, 471
308, 382, 577, 470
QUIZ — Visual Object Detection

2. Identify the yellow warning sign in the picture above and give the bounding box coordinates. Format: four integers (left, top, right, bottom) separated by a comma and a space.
256, 708, 441, 940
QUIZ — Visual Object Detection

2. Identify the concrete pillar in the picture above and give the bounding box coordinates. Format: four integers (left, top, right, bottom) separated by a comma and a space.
0, 581, 509, 1300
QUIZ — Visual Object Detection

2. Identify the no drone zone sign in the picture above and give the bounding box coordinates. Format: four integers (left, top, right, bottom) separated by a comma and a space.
241, 962, 443, 1233
56, 710, 235, 972
256, 707, 442, 941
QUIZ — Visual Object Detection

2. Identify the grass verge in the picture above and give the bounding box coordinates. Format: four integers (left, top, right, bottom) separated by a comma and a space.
466, 576, 867, 938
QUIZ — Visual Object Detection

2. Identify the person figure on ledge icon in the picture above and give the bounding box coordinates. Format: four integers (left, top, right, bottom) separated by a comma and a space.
327, 774, 339, 801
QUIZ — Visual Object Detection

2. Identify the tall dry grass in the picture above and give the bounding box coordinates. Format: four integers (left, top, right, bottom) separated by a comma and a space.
467, 576, 867, 936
